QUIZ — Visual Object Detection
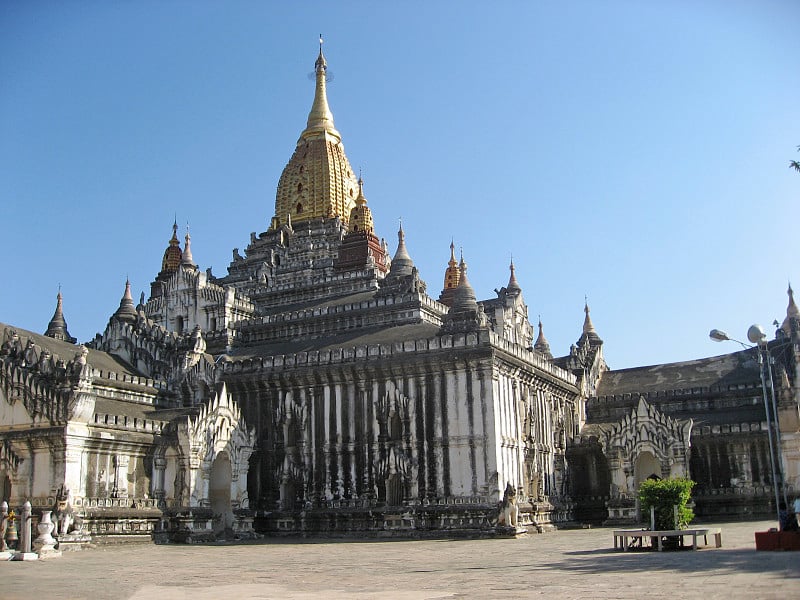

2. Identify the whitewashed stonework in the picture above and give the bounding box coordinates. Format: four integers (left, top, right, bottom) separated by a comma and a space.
2, 45, 799, 544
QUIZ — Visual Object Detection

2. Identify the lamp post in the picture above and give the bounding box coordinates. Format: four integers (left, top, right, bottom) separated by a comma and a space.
710, 326, 785, 525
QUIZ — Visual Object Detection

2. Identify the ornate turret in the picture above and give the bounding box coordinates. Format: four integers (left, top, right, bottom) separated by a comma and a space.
272, 38, 359, 229
348, 178, 374, 235
438, 241, 461, 307
577, 299, 603, 347
334, 178, 388, 274
378, 223, 426, 295
506, 259, 522, 295
161, 220, 183, 274
450, 256, 478, 314
780, 283, 800, 338
44, 289, 77, 344
387, 223, 414, 278
151, 221, 185, 299
533, 317, 552, 359
113, 278, 138, 324
441, 253, 486, 333
181, 226, 196, 268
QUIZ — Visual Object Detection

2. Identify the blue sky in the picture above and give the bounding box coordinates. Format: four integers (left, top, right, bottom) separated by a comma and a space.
1, 1, 798, 370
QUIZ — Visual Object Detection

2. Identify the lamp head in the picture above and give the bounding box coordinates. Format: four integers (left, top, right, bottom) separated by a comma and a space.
709, 329, 730, 342
747, 324, 767, 346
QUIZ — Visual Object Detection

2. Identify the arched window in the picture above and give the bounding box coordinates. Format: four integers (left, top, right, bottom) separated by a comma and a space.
176, 316, 184, 335
296, 203, 303, 214
297, 182, 303, 193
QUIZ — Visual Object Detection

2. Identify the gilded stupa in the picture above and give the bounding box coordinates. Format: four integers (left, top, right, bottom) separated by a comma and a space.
272, 38, 359, 230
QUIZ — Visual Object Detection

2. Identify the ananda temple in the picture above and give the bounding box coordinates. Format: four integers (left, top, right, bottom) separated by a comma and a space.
1, 44, 799, 542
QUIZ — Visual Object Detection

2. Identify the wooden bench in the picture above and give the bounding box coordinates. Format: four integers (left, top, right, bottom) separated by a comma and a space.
613, 527, 722, 551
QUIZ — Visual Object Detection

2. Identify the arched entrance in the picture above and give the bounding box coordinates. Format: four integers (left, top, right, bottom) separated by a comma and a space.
209, 451, 233, 534
634, 451, 662, 487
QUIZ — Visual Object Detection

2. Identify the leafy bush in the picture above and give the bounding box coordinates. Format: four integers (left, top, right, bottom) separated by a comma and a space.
638, 478, 695, 530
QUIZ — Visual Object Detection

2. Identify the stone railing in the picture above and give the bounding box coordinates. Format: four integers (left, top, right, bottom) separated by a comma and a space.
27, 496, 160, 510
594, 382, 762, 405
91, 368, 164, 391
488, 331, 578, 386
693, 422, 769, 435
92, 412, 166, 434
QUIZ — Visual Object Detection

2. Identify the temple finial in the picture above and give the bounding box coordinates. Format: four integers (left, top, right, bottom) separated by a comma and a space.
303, 34, 339, 140
534, 315, 552, 358
45, 287, 76, 343
182, 224, 196, 267
113, 278, 137, 324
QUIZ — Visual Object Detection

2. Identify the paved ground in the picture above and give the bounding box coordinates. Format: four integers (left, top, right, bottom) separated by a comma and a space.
2, 520, 797, 599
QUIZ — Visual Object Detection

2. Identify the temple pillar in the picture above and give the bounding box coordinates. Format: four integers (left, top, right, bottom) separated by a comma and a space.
112, 454, 130, 498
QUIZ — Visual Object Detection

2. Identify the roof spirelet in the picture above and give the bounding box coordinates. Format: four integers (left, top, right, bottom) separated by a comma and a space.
439, 240, 461, 305
160, 219, 183, 274
534, 316, 552, 358
387, 221, 415, 277
44, 288, 77, 344
578, 297, 603, 346
113, 278, 138, 324
781, 282, 800, 335
583, 299, 596, 335
507, 258, 522, 294
450, 252, 478, 313
182, 226, 196, 267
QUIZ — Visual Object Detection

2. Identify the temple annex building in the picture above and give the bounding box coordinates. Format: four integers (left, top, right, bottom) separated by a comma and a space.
2, 45, 799, 542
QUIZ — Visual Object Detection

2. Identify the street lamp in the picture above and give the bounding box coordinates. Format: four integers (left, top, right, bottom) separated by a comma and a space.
710, 326, 786, 525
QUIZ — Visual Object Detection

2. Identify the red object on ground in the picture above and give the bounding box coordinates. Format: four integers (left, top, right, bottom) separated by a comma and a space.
755, 531, 800, 551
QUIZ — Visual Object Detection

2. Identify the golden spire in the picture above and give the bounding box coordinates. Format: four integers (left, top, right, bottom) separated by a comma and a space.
161, 219, 183, 273
442, 240, 460, 290
301, 35, 340, 141
348, 176, 375, 234
272, 38, 358, 229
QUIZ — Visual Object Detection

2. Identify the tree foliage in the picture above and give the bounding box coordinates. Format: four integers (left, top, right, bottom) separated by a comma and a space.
638, 477, 695, 530
791, 146, 800, 173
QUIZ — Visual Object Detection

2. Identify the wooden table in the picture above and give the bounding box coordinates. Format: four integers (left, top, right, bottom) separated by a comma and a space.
613, 528, 722, 551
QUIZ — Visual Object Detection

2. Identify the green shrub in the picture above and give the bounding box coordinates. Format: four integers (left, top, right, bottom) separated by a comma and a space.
638, 478, 695, 530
